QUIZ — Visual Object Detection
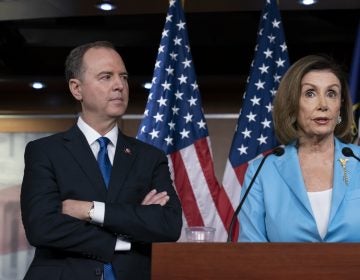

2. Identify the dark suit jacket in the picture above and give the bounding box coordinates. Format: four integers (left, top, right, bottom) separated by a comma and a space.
21, 125, 182, 280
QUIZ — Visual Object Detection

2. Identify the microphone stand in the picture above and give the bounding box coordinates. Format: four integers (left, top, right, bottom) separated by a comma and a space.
226, 147, 284, 242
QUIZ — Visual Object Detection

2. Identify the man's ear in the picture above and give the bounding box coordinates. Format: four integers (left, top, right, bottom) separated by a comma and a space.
69, 78, 82, 101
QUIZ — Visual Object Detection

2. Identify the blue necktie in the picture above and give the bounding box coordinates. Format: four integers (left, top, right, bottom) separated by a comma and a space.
97, 137, 117, 280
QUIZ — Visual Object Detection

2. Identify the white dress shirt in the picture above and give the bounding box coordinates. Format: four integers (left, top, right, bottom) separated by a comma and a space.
307, 188, 333, 240
77, 116, 131, 251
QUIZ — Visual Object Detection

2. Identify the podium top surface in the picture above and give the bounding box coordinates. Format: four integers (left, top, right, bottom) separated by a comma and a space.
152, 243, 360, 280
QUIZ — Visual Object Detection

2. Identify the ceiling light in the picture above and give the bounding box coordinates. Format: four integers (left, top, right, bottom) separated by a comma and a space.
30, 81, 46, 90
95, 0, 117, 11
298, 0, 318, 5
143, 82, 152, 90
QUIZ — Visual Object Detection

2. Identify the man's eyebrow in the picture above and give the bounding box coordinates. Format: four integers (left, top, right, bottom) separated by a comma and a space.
97, 71, 112, 76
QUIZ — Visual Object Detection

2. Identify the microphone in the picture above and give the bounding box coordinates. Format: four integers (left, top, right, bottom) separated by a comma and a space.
226, 146, 284, 242
342, 147, 360, 161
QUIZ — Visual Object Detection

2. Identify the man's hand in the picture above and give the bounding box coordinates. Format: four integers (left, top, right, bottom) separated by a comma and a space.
62, 199, 93, 221
141, 189, 169, 206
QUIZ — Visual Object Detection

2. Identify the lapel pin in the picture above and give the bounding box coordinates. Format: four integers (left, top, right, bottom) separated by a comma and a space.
338, 158, 349, 185
124, 148, 132, 155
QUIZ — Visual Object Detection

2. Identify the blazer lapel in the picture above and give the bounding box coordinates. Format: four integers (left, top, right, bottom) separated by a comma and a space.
63, 125, 107, 199
274, 143, 314, 217
107, 131, 137, 201
328, 139, 353, 224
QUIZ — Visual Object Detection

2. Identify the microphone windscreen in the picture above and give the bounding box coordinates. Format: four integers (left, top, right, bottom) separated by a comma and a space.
342, 147, 354, 157
273, 147, 284, 157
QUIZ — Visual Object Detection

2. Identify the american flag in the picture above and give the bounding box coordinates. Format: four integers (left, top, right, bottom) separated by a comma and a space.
222, 0, 290, 241
350, 21, 360, 143
137, 0, 233, 241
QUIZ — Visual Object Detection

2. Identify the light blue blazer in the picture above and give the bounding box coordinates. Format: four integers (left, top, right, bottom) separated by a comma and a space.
238, 138, 360, 242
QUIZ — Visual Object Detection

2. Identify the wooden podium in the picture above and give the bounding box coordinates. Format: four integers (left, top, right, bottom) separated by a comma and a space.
152, 243, 360, 279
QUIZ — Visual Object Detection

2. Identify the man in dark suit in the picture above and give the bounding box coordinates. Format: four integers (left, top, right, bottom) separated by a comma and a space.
20, 41, 182, 280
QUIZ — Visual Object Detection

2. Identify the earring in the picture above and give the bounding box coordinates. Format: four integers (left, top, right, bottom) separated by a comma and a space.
337, 115, 342, 124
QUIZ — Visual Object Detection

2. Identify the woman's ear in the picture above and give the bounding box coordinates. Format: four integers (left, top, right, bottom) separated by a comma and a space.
69, 78, 82, 101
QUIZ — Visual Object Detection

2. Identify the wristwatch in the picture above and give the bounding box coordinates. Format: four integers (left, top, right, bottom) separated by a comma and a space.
88, 202, 95, 221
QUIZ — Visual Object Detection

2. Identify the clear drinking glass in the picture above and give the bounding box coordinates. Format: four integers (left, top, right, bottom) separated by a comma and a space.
185, 226, 216, 242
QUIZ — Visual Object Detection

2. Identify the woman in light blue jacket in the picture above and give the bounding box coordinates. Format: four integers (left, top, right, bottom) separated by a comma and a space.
239, 55, 360, 242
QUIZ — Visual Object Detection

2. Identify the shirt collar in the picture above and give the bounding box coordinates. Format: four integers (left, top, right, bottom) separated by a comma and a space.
77, 116, 118, 147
